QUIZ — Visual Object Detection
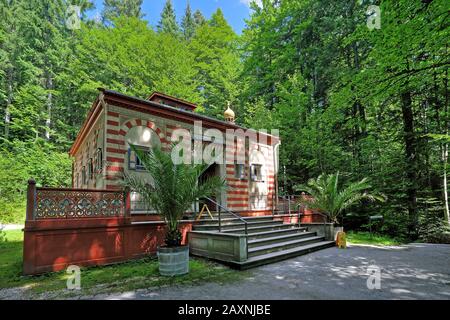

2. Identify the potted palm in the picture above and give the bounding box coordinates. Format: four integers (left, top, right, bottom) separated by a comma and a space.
295, 172, 385, 240
123, 145, 225, 276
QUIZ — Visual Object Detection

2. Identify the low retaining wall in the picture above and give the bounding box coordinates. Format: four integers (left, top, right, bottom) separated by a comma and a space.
189, 231, 247, 263
302, 223, 335, 241
23, 218, 193, 275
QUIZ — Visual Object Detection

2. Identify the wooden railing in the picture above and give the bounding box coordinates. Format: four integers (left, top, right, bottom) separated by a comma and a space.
26, 179, 130, 220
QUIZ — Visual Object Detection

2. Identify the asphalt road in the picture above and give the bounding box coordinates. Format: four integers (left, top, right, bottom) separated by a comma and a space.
99, 243, 450, 300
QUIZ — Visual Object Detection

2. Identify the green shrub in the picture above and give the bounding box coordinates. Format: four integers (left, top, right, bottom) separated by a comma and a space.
426, 231, 450, 244
418, 222, 448, 243
418, 204, 449, 244
378, 208, 410, 239
0, 228, 6, 243
0, 141, 72, 224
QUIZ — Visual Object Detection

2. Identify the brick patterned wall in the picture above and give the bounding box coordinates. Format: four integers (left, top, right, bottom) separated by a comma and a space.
72, 113, 105, 190
73, 102, 278, 213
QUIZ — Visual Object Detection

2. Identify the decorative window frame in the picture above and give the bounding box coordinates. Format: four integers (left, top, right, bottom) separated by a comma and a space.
250, 164, 264, 182
88, 158, 93, 180
128, 146, 149, 171
234, 164, 246, 180
81, 166, 87, 185
96, 148, 103, 171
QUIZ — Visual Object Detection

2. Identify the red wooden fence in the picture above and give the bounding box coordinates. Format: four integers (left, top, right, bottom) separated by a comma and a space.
23, 179, 192, 275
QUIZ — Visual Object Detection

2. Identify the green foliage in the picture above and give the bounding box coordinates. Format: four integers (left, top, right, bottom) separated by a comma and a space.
181, 2, 196, 41
417, 197, 450, 243
189, 9, 241, 118
0, 1, 241, 224
241, 0, 449, 239
102, 0, 144, 23
0, 227, 6, 243
346, 231, 405, 246
193, 9, 206, 27
123, 145, 225, 246
0, 141, 71, 223
296, 172, 385, 224
157, 0, 179, 35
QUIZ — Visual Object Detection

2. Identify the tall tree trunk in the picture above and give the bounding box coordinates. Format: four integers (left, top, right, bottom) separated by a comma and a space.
443, 144, 449, 224
45, 76, 52, 140
351, 42, 366, 174
443, 68, 449, 224
4, 69, 12, 139
401, 90, 418, 237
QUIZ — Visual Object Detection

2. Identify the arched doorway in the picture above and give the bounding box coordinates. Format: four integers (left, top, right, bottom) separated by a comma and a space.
198, 163, 221, 212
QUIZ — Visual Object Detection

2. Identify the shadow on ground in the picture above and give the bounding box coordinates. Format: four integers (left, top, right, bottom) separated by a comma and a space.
100, 243, 450, 300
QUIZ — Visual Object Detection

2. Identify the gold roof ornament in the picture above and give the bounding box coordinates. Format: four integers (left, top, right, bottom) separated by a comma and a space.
224, 101, 235, 123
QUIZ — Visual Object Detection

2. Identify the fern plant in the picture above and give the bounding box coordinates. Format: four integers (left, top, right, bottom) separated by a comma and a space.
123, 145, 225, 247
295, 172, 385, 224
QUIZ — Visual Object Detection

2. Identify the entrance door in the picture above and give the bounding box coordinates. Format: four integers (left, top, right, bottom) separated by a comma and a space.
198, 163, 220, 212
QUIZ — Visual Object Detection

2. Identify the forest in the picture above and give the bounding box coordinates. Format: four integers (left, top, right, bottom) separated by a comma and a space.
0, 0, 448, 241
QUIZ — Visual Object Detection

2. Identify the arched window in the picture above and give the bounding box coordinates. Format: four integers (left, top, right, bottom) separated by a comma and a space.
250, 164, 263, 182
88, 158, 93, 179
125, 126, 161, 171
81, 166, 86, 185
96, 148, 103, 171
235, 164, 246, 180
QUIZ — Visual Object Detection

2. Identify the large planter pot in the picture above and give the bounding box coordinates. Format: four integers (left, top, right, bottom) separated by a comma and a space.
157, 245, 189, 276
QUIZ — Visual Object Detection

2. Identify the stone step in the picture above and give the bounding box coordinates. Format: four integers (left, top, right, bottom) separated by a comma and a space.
231, 241, 336, 270
196, 216, 276, 225
193, 220, 283, 231
246, 226, 307, 239
248, 231, 317, 248
248, 235, 325, 258
221, 223, 300, 234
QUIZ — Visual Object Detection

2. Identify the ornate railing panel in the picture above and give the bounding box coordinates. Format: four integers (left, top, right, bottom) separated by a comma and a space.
35, 188, 125, 219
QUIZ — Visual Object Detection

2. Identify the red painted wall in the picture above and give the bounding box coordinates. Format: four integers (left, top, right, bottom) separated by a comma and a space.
23, 217, 192, 275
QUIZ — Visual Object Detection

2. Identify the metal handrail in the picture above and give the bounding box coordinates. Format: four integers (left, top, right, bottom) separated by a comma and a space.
202, 197, 248, 234
274, 194, 297, 215
200, 196, 249, 258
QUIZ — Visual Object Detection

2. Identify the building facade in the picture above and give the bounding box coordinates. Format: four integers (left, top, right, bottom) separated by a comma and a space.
69, 88, 280, 216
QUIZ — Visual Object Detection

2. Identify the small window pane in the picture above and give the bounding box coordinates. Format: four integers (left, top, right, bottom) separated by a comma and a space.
82, 166, 86, 185
128, 147, 148, 171
96, 148, 103, 170
250, 164, 263, 181
235, 164, 245, 179
88, 158, 93, 179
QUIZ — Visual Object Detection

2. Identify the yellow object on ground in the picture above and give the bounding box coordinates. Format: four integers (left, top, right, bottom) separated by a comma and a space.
196, 204, 214, 220
336, 231, 347, 249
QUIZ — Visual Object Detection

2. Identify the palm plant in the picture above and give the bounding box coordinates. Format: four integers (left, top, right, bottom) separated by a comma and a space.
123, 145, 225, 247
295, 172, 385, 224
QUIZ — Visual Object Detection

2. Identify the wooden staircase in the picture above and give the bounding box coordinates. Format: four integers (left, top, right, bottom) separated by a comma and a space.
189, 206, 335, 269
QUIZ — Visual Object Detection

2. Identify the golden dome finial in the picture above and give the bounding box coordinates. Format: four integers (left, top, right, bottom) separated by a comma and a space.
224, 101, 235, 123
